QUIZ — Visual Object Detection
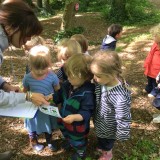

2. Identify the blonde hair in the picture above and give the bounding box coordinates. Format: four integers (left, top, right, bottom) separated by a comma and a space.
24, 36, 45, 51
57, 39, 82, 61
91, 50, 127, 86
150, 24, 160, 38
29, 45, 51, 75
70, 34, 88, 53
64, 54, 93, 81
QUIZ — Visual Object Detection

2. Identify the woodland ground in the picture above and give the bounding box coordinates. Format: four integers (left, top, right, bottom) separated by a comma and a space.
0, 1, 160, 160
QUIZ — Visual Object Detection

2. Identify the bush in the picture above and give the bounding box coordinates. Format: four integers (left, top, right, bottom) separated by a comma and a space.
102, 0, 160, 25
53, 26, 85, 43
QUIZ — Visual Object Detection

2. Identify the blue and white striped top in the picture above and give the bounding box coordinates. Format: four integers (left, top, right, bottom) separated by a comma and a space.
94, 83, 131, 140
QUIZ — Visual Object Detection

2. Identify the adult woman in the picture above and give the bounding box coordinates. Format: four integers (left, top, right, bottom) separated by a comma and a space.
0, 0, 49, 159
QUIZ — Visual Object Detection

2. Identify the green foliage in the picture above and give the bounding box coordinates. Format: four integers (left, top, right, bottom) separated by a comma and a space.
50, 0, 65, 10
123, 139, 158, 160
79, 0, 109, 12
102, 0, 160, 25
53, 26, 85, 43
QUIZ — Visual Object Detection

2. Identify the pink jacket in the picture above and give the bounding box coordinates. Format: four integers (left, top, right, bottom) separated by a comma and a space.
144, 43, 160, 78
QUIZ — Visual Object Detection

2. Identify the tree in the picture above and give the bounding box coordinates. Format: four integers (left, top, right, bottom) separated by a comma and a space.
109, 0, 128, 21
37, 0, 43, 8
61, 0, 79, 30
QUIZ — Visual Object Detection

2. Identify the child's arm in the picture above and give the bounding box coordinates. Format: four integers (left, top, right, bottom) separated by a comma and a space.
54, 84, 60, 92
63, 92, 95, 124
63, 114, 83, 124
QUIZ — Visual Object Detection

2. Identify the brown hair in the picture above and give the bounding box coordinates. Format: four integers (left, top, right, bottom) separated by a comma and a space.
57, 39, 82, 61
29, 45, 51, 76
0, 0, 43, 45
108, 24, 123, 38
64, 54, 93, 81
71, 34, 88, 53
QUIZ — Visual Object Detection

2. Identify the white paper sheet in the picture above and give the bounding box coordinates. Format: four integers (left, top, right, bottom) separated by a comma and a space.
0, 101, 38, 118
39, 105, 62, 118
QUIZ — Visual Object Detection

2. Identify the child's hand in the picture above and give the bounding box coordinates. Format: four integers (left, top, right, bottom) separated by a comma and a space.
63, 115, 75, 124
158, 83, 160, 89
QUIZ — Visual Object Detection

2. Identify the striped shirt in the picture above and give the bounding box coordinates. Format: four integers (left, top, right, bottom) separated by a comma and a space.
94, 83, 131, 140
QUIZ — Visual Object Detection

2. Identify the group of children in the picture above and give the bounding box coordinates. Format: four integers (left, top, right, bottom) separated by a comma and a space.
21, 24, 131, 160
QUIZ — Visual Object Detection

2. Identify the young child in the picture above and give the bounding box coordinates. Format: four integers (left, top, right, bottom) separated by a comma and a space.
70, 34, 89, 55
23, 36, 45, 74
144, 24, 160, 98
90, 51, 131, 160
101, 24, 123, 50
22, 45, 60, 152
54, 54, 95, 160
56, 39, 82, 83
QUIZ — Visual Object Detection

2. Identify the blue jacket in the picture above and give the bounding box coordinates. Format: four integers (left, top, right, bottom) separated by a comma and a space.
54, 81, 95, 139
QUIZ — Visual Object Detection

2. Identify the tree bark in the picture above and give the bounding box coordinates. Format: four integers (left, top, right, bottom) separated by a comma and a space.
109, 0, 127, 21
61, 0, 78, 31
37, 0, 43, 8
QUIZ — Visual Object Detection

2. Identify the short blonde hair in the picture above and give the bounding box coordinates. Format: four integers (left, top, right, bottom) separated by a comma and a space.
150, 24, 160, 39
70, 34, 88, 53
29, 45, 51, 71
57, 39, 82, 61
24, 36, 45, 51
91, 50, 122, 76
64, 54, 93, 81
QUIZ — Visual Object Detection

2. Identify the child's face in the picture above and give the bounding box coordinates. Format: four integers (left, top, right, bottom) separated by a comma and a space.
154, 35, 160, 44
32, 67, 49, 78
91, 64, 116, 86
116, 31, 123, 39
68, 74, 85, 88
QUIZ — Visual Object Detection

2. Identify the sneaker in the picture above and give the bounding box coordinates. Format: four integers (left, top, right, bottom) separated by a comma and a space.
148, 93, 154, 98
71, 153, 86, 160
32, 144, 44, 152
152, 114, 160, 123
48, 143, 57, 151
98, 150, 113, 160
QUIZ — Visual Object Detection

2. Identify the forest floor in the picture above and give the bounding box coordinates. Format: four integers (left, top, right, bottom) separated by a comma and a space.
0, 1, 160, 160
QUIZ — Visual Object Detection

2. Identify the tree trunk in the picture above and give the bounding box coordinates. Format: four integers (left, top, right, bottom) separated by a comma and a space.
61, 0, 78, 31
109, 0, 127, 21
37, 0, 43, 8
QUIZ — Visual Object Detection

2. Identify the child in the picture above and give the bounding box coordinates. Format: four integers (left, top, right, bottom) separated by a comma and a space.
56, 39, 82, 83
70, 34, 89, 55
23, 36, 45, 74
54, 54, 95, 160
22, 45, 60, 152
144, 24, 160, 98
101, 24, 123, 50
90, 51, 131, 160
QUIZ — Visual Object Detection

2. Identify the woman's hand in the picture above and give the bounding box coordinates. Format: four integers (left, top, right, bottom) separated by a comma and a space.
31, 93, 50, 106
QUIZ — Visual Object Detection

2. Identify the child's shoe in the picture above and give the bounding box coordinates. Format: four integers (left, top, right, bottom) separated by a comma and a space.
152, 114, 160, 123
48, 143, 57, 151
71, 152, 86, 160
30, 138, 44, 152
98, 150, 113, 160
